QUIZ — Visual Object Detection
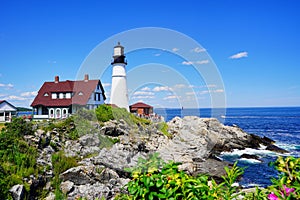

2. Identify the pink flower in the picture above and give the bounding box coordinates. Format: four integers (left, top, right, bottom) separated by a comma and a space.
283, 185, 295, 196
268, 192, 279, 200
268, 185, 296, 200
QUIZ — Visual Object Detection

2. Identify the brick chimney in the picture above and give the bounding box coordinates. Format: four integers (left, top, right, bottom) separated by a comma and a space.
84, 74, 89, 82
55, 76, 59, 83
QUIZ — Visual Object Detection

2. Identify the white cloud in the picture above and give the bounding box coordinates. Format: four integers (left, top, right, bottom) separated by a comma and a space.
174, 84, 186, 89
207, 84, 217, 88
132, 95, 155, 99
196, 60, 209, 64
199, 89, 224, 95
0, 83, 14, 90
182, 60, 209, 65
133, 91, 154, 96
192, 47, 206, 53
172, 47, 179, 52
154, 53, 161, 56
163, 95, 178, 100
214, 89, 224, 93
199, 90, 209, 95
182, 61, 194, 65
102, 83, 111, 87
185, 92, 196, 96
153, 86, 171, 92
7, 95, 27, 101
229, 51, 248, 59
20, 91, 37, 97
141, 87, 151, 91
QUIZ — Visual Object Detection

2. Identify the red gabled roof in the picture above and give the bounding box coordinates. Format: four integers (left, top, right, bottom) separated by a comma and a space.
130, 102, 153, 109
31, 79, 105, 107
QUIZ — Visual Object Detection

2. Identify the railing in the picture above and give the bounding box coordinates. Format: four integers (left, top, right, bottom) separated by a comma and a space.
33, 115, 49, 120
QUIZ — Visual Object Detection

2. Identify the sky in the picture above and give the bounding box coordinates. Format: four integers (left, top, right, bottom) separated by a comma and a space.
0, 0, 299, 108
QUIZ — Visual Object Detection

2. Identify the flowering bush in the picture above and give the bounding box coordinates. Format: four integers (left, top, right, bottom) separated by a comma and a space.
116, 155, 300, 200
267, 156, 300, 199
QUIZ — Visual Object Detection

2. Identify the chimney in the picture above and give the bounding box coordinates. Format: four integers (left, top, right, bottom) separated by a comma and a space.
55, 76, 59, 83
84, 74, 89, 82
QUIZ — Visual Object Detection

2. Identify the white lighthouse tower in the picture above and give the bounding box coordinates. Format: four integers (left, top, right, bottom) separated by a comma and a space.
110, 42, 129, 111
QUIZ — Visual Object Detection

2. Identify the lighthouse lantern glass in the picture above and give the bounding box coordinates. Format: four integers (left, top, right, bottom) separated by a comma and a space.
114, 47, 121, 56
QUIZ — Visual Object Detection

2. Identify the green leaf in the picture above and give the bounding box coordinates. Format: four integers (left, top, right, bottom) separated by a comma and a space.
156, 179, 163, 188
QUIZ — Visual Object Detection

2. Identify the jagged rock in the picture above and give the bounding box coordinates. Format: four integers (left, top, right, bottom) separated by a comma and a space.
266, 144, 289, 153
9, 184, 26, 200
240, 154, 262, 162
79, 133, 100, 146
45, 192, 55, 200
59, 165, 98, 185
98, 168, 119, 183
68, 182, 111, 200
60, 180, 74, 194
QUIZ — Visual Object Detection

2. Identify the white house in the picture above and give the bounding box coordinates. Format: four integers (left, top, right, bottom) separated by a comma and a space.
0, 100, 17, 122
31, 74, 106, 120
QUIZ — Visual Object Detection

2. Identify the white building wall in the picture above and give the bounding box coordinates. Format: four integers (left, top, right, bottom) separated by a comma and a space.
110, 63, 129, 111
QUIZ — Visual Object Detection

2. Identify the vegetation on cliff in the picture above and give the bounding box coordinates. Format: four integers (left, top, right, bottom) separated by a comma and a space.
0, 105, 299, 199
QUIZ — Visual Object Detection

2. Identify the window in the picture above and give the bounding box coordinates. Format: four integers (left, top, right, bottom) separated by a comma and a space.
78, 91, 83, 96
59, 93, 64, 99
66, 93, 71, 99
44, 93, 49, 97
52, 93, 57, 99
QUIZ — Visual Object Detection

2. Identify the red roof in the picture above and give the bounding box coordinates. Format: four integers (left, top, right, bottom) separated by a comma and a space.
130, 102, 153, 109
31, 79, 106, 107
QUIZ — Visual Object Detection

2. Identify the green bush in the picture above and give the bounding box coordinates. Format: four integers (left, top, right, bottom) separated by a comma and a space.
95, 105, 151, 126
118, 153, 243, 200
157, 122, 171, 138
51, 151, 77, 199
0, 118, 38, 199
95, 104, 114, 122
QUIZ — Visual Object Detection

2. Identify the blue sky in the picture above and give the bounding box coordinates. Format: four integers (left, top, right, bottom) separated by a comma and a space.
0, 0, 299, 108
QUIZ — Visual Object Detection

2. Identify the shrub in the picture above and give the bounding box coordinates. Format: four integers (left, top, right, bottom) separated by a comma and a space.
95, 104, 114, 122
118, 153, 243, 200
0, 118, 38, 199
51, 151, 77, 199
157, 122, 171, 138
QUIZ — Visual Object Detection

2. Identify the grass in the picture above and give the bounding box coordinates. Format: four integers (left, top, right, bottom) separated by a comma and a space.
0, 123, 5, 130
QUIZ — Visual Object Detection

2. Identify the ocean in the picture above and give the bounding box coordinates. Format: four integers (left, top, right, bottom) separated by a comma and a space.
154, 107, 300, 188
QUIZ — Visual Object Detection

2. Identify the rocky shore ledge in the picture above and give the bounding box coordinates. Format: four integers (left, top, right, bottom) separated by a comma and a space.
10, 116, 287, 199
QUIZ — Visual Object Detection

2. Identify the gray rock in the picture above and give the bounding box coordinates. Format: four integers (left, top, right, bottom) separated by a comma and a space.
60, 166, 97, 185
45, 192, 55, 200
79, 133, 100, 146
60, 180, 74, 194
9, 184, 26, 200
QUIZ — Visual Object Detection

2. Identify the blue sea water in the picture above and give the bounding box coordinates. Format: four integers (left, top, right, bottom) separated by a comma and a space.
154, 107, 300, 188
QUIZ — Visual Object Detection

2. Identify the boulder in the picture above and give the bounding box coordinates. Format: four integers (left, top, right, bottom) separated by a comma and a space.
9, 184, 26, 200
240, 154, 262, 162
79, 133, 100, 146
59, 165, 97, 185
266, 144, 289, 154
60, 180, 74, 194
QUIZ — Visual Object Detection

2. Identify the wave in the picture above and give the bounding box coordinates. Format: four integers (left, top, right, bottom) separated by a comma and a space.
220, 147, 287, 158
239, 158, 262, 164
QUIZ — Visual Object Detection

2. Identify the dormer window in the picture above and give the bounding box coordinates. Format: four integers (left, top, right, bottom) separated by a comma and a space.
52, 93, 57, 99
78, 91, 83, 96
44, 93, 49, 97
66, 93, 71, 99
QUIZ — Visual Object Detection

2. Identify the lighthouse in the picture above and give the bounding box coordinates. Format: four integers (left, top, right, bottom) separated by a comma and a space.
110, 42, 129, 111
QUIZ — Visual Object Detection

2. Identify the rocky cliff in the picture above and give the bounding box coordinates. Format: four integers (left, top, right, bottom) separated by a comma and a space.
11, 116, 286, 199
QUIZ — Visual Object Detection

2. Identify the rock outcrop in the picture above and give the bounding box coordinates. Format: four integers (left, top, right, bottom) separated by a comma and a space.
11, 116, 286, 200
